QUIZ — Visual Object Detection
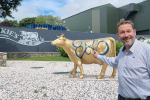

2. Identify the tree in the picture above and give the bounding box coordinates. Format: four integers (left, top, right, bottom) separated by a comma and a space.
0, 21, 13, 27
0, 0, 23, 18
19, 17, 36, 27
35, 15, 62, 26
54, 16, 62, 26
0, 0, 22, 32
2, 19, 9, 22
34, 15, 45, 25
0, 19, 19, 27
9, 20, 19, 27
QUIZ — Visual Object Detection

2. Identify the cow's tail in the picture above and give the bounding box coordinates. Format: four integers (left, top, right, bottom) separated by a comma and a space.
109, 37, 116, 57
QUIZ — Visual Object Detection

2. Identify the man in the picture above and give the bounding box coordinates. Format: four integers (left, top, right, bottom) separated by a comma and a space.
92, 18, 150, 100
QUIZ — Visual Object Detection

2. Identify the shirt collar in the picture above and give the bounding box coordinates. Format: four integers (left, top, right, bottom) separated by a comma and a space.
122, 39, 138, 53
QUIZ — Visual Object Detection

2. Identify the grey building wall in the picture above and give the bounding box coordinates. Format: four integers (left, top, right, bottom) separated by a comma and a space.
63, 1, 150, 35
63, 3, 119, 34
99, 5, 118, 34
92, 7, 100, 33
100, 6, 107, 33
118, 0, 150, 35
107, 6, 118, 34
92, 4, 116, 33
63, 9, 92, 32
63, 4, 115, 33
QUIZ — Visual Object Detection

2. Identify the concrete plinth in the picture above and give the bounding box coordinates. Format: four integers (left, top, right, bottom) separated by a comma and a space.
0, 52, 7, 67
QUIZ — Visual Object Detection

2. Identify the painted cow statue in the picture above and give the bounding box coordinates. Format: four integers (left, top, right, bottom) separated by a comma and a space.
51, 34, 117, 79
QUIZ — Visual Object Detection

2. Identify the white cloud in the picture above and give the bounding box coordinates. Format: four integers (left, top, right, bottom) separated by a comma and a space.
7, 5, 39, 22
0, 0, 145, 22
0, 0, 65, 22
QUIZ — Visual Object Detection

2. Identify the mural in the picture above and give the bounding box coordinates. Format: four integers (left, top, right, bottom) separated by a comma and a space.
0, 28, 52, 46
0, 26, 119, 52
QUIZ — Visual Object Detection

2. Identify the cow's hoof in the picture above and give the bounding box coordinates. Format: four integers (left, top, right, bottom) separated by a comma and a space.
109, 75, 116, 78
69, 74, 75, 78
96, 75, 104, 79
78, 75, 84, 79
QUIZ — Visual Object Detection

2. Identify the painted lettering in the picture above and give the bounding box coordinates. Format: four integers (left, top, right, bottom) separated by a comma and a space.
0, 28, 19, 39
13, 32, 19, 39
6, 29, 10, 35
1, 28, 6, 34
9, 31, 13, 36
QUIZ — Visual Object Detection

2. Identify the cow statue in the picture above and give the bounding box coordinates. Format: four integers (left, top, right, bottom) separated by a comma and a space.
51, 33, 117, 79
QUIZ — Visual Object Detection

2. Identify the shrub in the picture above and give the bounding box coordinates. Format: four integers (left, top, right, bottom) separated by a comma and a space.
57, 47, 68, 57
147, 40, 150, 44
116, 40, 123, 56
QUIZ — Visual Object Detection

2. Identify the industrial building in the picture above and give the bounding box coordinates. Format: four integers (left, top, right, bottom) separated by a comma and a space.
63, 0, 150, 35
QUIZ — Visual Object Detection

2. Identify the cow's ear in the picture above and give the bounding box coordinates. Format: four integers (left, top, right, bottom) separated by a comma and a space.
57, 35, 59, 38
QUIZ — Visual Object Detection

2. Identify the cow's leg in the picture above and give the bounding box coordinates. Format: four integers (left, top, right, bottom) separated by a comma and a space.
109, 67, 117, 78
78, 61, 84, 79
97, 63, 108, 79
69, 63, 77, 78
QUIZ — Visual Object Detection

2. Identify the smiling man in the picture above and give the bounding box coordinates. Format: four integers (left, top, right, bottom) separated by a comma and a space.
92, 18, 150, 100
116, 21, 136, 52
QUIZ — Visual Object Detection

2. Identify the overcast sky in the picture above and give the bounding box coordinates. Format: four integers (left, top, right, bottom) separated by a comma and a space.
1, 0, 145, 22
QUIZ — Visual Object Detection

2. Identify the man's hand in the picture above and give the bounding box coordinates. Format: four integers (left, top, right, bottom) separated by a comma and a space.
92, 50, 99, 58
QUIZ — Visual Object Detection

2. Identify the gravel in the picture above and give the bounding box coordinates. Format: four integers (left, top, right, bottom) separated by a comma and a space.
0, 61, 119, 100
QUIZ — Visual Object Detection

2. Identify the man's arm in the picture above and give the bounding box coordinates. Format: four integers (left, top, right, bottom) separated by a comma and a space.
92, 50, 118, 68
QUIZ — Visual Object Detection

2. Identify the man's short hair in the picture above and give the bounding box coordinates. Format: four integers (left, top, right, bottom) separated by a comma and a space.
117, 18, 135, 32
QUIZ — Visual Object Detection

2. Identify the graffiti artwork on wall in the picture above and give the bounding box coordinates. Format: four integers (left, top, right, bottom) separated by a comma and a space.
0, 28, 52, 46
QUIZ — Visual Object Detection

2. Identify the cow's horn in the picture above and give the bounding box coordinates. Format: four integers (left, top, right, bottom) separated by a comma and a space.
61, 33, 65, 37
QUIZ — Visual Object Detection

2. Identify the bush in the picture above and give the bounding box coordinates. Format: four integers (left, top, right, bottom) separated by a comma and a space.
146, 40, 150, 44
57, 47, 68, 57
116, 40, 123, 56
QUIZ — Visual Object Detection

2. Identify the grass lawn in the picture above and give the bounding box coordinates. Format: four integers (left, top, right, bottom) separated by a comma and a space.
7, 56, 71, 61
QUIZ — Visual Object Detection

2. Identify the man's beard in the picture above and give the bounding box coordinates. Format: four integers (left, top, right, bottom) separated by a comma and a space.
121, 36, 135, 47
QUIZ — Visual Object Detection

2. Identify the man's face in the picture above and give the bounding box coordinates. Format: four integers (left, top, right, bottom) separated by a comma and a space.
117, 23, 136, 47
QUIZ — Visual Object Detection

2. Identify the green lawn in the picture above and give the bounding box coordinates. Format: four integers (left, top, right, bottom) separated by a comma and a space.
7, 56, 71, 61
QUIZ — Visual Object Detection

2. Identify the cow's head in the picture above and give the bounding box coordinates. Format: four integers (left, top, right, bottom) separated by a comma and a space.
51, 33, 66, 47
